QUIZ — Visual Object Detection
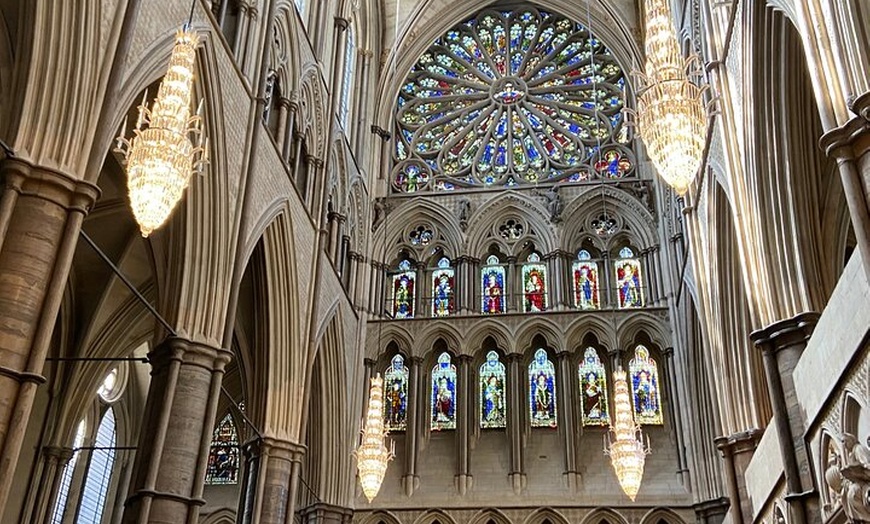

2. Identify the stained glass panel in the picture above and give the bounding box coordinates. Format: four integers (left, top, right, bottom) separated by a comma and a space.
479, 351, 507, 428
522, 252, 547, 312
394, 7, 631, 191
615, 247, 644, 308
432, 257, 455, 317
431, 352, 457, 430
340, 27, 355, 128
206, 413, 240, 485
529, 348, 557, 427
392, 259, 416, 318
481, 255, 506, 314
578, 347, 609, 425
629, 345, 663, 425
572, 250, 600, 309
384, 354, 409, 431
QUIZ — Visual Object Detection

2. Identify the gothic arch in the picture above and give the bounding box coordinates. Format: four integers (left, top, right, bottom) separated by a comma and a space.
639, 508, 686, 524
617, 314, 671, 351
367, 323, 415, 359
561, 186, 658, 251
414, 322, 465, 358
468, 508, 513, 524
374, 0, 642, 130
373, 198, 464, 261
360, 510, 403, 524
514, 317, 564, 355
464, 321, 514, 357
414, 509, 457, 524
200, 508, 237, 524
523, 507, 571, 524
464, 192, 557, 257
272, 1, 304, 94
299, 65, 328, 159
578, 508, 629, 524
564, 315, 618, 352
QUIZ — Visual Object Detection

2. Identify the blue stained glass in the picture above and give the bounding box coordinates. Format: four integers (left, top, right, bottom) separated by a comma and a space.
431, 352, 457, 430
579, 348, 609, 425
206, 413, 239, 485
384, 354, 409, 430
480, 351, 507, 428
630, 345, 663, 425
529, 348, 557, 427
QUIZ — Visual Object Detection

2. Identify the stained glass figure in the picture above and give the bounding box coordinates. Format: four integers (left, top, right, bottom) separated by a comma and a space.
431, 352, 457, 430
529, 348, 557, 427
573, 250, 600, 309
394, 7, 632, 191
431, 257, 455, 317
479, 351, 507, 428
481, 255, 506, 314
206, 413, 240, 485
578, 347, 609, 425
629, 345, 663, 425
392, 259, 416, 318
393, 161, 431, 193
384, 354, 409, 431
522, 252, 547, 312
615, 247, 644, 308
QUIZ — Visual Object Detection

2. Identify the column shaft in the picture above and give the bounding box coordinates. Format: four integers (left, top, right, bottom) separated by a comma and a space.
239, 438, 306, 524
456, 355, 472, 494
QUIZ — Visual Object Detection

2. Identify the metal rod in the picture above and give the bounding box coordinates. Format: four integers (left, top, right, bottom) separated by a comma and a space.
220, 386, 263, 439
73, 446, 138, 451
45, 357, 149, 363
79, 230, 178, 337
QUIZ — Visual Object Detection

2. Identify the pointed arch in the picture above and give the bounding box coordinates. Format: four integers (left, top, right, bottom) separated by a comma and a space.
514, 317, 563, 354
469, 509, 513, 524
464, 192, 557, 256
639, 508, 687, 524
371, 198, 464, 262
560, 186, 658, 251
414, 509, 457, 524
523, 508, 571, 524
579, 508, 630, 524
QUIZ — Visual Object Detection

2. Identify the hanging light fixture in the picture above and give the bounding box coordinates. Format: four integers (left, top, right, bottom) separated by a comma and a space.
115, 25, 209, 237
605, 369, 650, 501
354, 373, 394, 502
632, 0, 707, 196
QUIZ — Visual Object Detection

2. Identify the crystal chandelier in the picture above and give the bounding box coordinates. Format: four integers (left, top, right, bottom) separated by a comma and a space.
355, 374, 394, 502
605, 369, 650, 501
115, 26, 209, 237
632, 0, 707, 196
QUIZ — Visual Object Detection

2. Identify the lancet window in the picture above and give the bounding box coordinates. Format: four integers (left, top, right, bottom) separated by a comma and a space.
78, 409, 117, 522
615, 246, 643, 308
431, 352, 457, 430
479, 351, 507, 428
629, 345, 663, 425
529, 348, 557, 427
384, 354, 409, 431
522, 252, 548, 312
431, 257, 455, 317
573, 249, 600, 309
391, 259, 416, 319
205, 413, 241, 485
481, 255, 506, 314
579, 347, 609, 425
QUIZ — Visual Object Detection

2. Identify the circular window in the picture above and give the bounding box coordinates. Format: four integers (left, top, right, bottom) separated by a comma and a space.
97, 366, 126, 403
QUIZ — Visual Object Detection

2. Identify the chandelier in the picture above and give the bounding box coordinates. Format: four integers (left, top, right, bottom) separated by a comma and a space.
632, 0, 707, 196
115, 26, 209, 237
355, 374, 394, 502
605, 369, 650, 501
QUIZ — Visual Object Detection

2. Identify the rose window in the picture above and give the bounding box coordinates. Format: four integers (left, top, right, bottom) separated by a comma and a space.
393, 6, 634, 192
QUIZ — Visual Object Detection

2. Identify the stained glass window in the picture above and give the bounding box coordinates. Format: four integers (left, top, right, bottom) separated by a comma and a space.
432, 257, 455, 317
615, 247, 644, 308
529, 348, 557, 427
431, 352, 457, 430
393, 6, 632, 192
78, 408, 116, 523
573, 250, 600, 309
409, 225, 434, 246
391, 259, 416, 319
629, 345, 663, 425
340, 27, 356, 129
479, 351, 507, 428
481, 255, 506, 314
206, 413, 240, 485
384, 354, 409, 431
295, 0, 305, 14
522, 252, 547, 312
578, 347, 609, 425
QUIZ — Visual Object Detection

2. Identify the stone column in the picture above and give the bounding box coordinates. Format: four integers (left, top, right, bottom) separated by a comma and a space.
122, 337, 232, 524
402, 357, 422, 496
300, 502, 353, 524
751, 312, 820, 524
555, 351, 580, 489
821, 115, 870, 282
693, 497, 731, 524
415, 261, 426, 319
0, 159, 98, 510
455, 354, 472, 494
601, 253, 613, 309
544, 251, 561, 311
233, 3, 249, 59
453, 257, 465, 314
507, 256, 519, 313
31, 445, 75, 523
282, 96, 299, 163
306, 156, 324, 218
715, 429, 763, 524
662, 347, 689, 484
608, 347, 624, 373
506, 353, 525, 494
238, 438, 306, 524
